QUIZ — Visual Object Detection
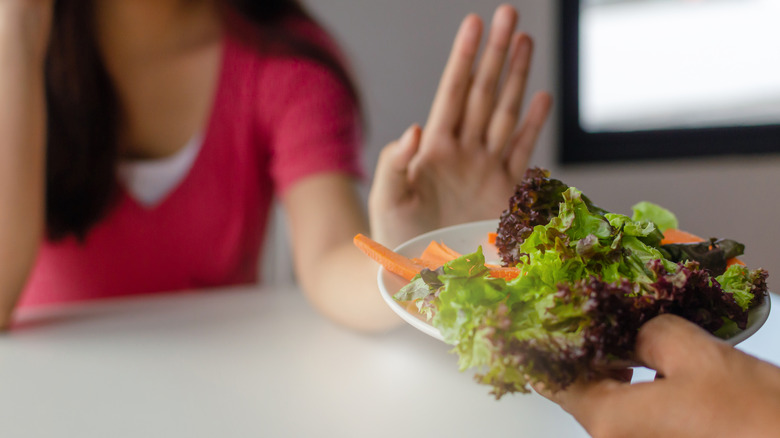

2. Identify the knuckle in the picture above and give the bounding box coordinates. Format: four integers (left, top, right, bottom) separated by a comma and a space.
472, 76, 498, 96
379, 142, 396, 157
591, 428, 626, 438
697, 340, 733, 372
500, 99, 522, 119
587, 414, 633, 438
585, 414, 618, 438
424, 145, 454, 162
488, 34, 511, 52
512, 57, 531, 75
446, 77, 471, 100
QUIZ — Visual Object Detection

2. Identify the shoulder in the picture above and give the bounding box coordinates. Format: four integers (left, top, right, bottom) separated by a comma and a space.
219, 10, 356, 98
212, 12, 362, 166
220, 33, 357, 131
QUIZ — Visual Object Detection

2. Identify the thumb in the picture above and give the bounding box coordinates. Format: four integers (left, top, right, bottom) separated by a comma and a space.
368, 124, 422, 246
390, 124, 421, 174
371, 124, 421, 200
634, 314, 727, 378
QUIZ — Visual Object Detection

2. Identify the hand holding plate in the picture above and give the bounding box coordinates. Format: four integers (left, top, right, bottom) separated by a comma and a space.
543, 314, 780, 438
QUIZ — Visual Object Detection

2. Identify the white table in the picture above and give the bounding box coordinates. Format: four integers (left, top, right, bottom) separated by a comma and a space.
1, 286, 778, 438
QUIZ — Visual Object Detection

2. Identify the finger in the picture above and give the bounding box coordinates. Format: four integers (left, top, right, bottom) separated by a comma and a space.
391, 124, 422, 175
486, 32, 532, 155
460, 4, 518, 147
634, 314, 726, 378
553, 377, 680, 438
506, 91, 552, 178
425, 14, 483, 135
371, 125, 422, 201
545, 377, 627, 426
536, 364, 632, 405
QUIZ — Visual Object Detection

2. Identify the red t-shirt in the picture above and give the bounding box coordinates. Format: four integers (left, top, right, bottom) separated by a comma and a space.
19, 27, 362, 307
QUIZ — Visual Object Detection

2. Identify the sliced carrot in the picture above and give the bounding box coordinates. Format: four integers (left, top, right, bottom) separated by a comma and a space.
354, 234, 521, 281
488, 232, 497, 245
419, 240, 462, 267
438, 241, 462, 259
727, 258, 746, 267
661, 228, 704, 245
486, 266, 520, 280
411, 257, 443, 271
662, 228, 743, 266
353, 234, 427, 281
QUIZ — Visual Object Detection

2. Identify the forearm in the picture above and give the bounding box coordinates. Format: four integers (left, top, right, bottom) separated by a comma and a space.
283, 174, 403, 333
297, 240, 402, 333
0, 5, 50, 327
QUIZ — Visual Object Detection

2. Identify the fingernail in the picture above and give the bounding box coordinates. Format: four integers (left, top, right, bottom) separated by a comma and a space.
511, 34, 531, 65
401, 125, 416, 145
493, 5, 516, 32
460, 15, 481, 47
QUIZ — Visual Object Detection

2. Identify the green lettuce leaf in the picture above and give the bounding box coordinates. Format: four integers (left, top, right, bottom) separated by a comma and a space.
631, 201, 678, 232
717, 264, 768, 310
392, 178, 766, 399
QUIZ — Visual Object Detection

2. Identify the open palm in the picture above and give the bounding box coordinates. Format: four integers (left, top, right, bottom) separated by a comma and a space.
370, 4, 551, 247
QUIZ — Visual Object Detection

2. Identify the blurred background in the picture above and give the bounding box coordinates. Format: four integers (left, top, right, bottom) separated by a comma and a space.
264, 0, 780, 290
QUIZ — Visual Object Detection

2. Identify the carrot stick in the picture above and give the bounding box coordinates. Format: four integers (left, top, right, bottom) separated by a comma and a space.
488, 232, 497, 245
353, 234, 427, 281
411, 257, 443, 271
662, 228, 744, 266
438, 241, 462, 259
486, 266, 520, 280
661, 228, 704, 245
354, 234, 521, 281
419, 240, 462, 266
727, 258, 746, 267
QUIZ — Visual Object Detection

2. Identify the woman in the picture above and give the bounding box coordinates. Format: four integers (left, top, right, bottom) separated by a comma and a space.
0, 0, 551, 331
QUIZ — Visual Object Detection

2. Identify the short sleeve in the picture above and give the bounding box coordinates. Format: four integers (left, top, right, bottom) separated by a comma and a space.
259, 58, 365, 196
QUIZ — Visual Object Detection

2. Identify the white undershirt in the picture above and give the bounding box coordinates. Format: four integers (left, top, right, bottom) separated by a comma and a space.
117, 134, 204, 207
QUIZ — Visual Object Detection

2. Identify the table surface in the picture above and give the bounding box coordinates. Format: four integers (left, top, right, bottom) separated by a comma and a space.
1, 285, 778, 438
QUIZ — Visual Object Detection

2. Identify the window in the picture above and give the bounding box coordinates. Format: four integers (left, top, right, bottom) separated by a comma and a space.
560, 0, 780, 163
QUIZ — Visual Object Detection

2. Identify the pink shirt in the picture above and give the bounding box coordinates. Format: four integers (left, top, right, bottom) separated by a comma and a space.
19, 28, 362, 307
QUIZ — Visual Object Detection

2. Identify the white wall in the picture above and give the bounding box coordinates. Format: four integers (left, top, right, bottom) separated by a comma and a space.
300, 0, 780, 286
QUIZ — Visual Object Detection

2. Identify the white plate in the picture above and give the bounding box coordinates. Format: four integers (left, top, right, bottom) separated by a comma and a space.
377, 219, 771, 346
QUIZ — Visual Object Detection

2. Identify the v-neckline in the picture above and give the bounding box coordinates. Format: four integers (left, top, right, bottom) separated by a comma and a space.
120, 35, 229, 213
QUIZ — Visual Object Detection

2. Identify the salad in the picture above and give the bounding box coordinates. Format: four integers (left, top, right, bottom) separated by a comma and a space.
356, 168, 768, 399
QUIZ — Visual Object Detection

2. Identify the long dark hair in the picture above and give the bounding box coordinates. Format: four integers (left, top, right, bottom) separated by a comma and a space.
44, 0, 360, 241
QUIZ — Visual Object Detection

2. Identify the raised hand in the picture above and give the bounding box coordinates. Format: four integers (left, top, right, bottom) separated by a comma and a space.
544, 314, 780, 438
370, 4, 551, 247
